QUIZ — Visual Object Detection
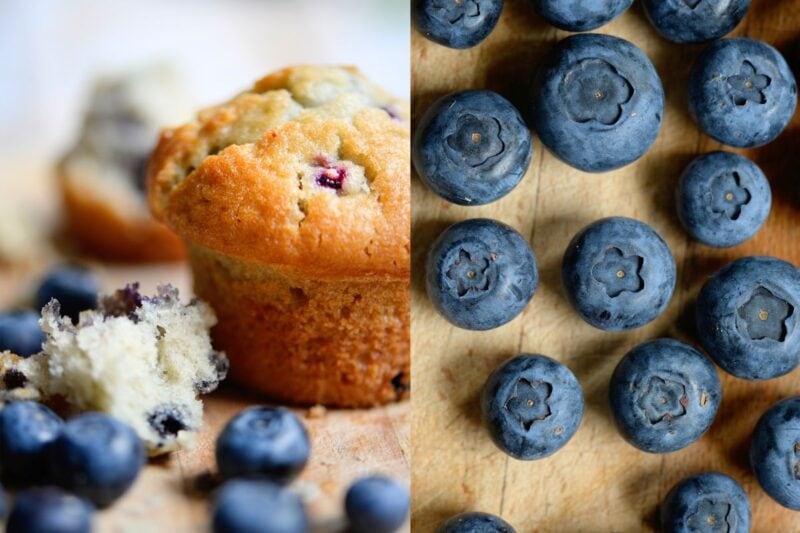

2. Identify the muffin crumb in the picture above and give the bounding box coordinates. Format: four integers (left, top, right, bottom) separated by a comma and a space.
0, 284, 226, 454
307, 404, 327, 419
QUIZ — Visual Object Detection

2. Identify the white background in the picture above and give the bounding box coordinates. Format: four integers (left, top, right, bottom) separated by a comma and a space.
0, 0, 410, 162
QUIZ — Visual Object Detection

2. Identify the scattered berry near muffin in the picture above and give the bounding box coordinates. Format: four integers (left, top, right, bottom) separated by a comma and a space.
148, 65, 410, 407
58, 64, 191, 262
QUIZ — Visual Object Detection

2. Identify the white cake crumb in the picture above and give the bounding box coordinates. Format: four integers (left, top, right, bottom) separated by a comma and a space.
306, 404, 327, 419
0, 284, 227, 455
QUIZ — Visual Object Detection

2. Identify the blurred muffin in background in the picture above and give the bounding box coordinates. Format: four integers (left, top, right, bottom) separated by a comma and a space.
58, 64, 191, 262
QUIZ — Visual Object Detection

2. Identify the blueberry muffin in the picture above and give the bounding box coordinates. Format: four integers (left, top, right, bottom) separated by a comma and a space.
0, 284, 227, 454
148, 66, 410, 407
59, 65, 191, 262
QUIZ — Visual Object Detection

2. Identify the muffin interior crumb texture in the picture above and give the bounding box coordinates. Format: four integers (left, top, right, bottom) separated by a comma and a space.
0, 284, 227, 455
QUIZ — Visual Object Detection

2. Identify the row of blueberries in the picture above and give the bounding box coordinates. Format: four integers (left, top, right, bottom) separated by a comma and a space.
0, 400, 410, 533
427, 215, 800, 358
413, 39, 795, 204
0, 268, 410, 532
414, 0, 751, 49
413, 9, 797, 198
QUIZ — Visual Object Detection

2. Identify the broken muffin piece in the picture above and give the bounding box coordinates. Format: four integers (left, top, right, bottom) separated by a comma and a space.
0, 284, 227, 455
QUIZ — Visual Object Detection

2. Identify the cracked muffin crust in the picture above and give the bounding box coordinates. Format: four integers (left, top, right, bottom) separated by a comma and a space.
0, 284, 227, 455
148, 65, 410, 407
59, 65, 191, 262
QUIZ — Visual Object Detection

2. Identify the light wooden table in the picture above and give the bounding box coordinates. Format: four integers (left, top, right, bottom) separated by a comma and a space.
0, 164, 409, 532
411, 1, 800, 531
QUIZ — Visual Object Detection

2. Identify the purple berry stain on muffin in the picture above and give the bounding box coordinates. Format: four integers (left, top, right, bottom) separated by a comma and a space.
313, 154, 348, 191
382, 105, 403, 121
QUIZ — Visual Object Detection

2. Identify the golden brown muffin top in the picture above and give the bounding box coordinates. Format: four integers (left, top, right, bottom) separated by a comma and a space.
148, 65, 410, 279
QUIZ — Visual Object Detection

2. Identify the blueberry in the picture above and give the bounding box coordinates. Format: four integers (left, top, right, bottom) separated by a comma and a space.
696, 256, 800, 380
661, 472, 751, 532
426, 219, 538, 331
676, 151, 771, 248
750, 397, 800, 509
482, 354, 584, 460
412, 0, 504, 49
35, 265, 99, 323
345, 475, 410, 533
49, 412, 145, 507
412, 90, 532, 206
0, 401, 63, 486
436, 511, 516, 532
212, 479, 308, 533
562, 217, 676, 331
530, 34, 664, 173
531, 0, 632, 32
0, 310, 45, 357
610, 339, 721, 453
216, 406, 310, 484
7, 487, 93, 533
688, 38, 797, 148
642, 0, 749, 44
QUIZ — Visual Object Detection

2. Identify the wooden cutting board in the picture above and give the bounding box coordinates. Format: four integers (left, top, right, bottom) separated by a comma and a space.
411, 1, 800, 531
0, 164, 410, 532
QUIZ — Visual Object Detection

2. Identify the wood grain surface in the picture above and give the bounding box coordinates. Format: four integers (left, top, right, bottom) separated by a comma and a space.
411, 1, 800, 531
0, 168, 410, 532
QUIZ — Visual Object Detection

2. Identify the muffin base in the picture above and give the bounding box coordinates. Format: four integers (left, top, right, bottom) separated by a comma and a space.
188, 243, 409, 407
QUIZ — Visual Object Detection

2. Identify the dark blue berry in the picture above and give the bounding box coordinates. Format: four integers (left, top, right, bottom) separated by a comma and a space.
426, 219, 538, 331
412, 90, 532, 206
643, 0, 749, 44
345, 475, 409, 533
750, 397, 800, 509
676, 151, 771, 248
562, 217, 676, 331
35, 265, 99, 323
610, 339, 721, 453
531, 34, 664, 172
688, 38, 797, 148
0, 310, 44, 357
212, 479, 308, 533
696, 256, 800, 380
482, 354, 584, 460
216, 406, 310, 484
531, 0, 632, 32
7, 487, 93, 533
49, 412, 145, 507
661, 472, 751, 532
0, 401, 63, 487
412, 0, 504, 49
436, 511, 516, 532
